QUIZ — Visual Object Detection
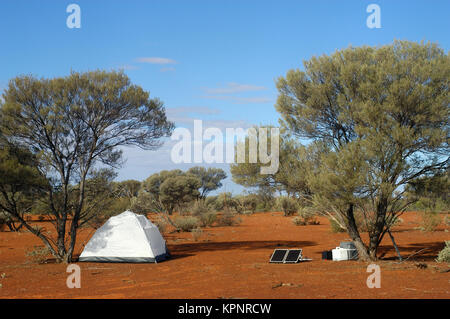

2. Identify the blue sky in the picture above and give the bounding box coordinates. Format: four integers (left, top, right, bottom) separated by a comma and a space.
0, 0, 449, 194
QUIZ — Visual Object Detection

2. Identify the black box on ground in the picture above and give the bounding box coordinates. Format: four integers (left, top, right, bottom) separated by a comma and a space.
322, 250, 332, 260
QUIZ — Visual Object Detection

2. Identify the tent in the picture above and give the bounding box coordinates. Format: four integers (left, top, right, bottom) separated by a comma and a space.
79, 210, 169, 263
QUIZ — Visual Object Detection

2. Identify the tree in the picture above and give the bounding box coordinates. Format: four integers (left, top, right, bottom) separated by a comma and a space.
187, 167, 227, 200
141, 169, 202, 215
159, 175, 201, 215
0, 70, 174, 262
0, 141, 48, 232
113, 180, 142, 199
230, 128, 311, 199
405, 169, 449, 211
142, 169, 184, 200
276, 41, 449, 260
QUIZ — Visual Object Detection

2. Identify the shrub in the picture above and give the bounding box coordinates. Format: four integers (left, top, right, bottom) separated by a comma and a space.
191, 201, 209, 216
153, 217, 168, 233
190, 201, 217, 227
292, 216, 305, 226
278, 197, 298, 216
419, 211, 441, 232
216, 209, 241, 226
205, 196, 219, 210
436, 241, 450, 263
191, 227, 203, 241
25, 246, 51, 264
329, 218, 346, 233
199, 212, 217, 227
0, 214, 7, 231
174, 216, 199, 232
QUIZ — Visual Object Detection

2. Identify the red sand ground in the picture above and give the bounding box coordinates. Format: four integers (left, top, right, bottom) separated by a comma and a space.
0, 211, 448, 299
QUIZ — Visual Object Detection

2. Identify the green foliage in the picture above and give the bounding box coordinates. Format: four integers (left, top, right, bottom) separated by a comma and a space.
230, 130, 312, 199
0, 213, 8, 231
277, 197, 298, 216
153, 217, 168, 234
0, 143, 47, 231
174, 216, 199, 232
205, 195, 219, 210
329, 218, 347, 233
0, 70, 174, 262
160, 176, 201, 214
445, 214, 450, 227
275, 40, 449, 260
419, 211, 441, 232
129, 190, 155, 214
187, 167, 227, 199
190, 201, 217, 227
436, 241, 450, 263
113, 180, 142, 199
216, 208, 242, 226
143, 169, 202, 215
25, 246, 51, 264
293, 208, 320, 226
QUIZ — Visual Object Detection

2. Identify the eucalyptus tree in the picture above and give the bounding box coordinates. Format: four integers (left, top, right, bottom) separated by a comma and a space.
276, 41, 449, 260
0, 70, 174, 262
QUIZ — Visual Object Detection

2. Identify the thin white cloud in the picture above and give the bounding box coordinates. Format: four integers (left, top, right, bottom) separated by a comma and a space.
136, 57, 177, 64
201, 95, 272, 104
160, 67, 176, 72
202, 82, 267, 94
166, 106, 221, 124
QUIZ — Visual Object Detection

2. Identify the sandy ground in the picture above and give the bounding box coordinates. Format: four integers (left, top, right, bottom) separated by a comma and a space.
0, 211, 449, 299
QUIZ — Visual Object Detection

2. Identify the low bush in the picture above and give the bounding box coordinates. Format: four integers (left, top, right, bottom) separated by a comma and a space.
25, 245, 51, 264
199, 212, 217, 227
293, 209, 320, 226
191, 227, 203, 241
174, 216, 199, 232
153, 217, 168, 233
216, 209, 241, 227
190, 201, 217, 227
329, 218, 346, 233
278, 197, 298, 216
292, 216, 305, 226
436, 241, 450, 263
419, 211, 441, 232
0, 213, 7, 231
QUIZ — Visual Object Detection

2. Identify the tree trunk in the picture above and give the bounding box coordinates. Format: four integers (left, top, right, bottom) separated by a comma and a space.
367, 196, 389, 260
343, 204, 374, 261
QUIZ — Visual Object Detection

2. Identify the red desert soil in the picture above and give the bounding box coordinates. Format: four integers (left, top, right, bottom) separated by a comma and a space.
0, 212, 448, 299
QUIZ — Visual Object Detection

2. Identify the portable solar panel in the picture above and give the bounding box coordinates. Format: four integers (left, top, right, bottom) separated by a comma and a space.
284, 249, 302, 263
269, 249, 288, 263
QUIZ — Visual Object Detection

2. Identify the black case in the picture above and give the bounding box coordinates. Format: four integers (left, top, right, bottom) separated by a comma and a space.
322, 250, 332, 260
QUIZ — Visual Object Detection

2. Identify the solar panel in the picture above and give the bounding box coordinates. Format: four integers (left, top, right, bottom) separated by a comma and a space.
284, 249, 302, 263
269, 249, 288, 263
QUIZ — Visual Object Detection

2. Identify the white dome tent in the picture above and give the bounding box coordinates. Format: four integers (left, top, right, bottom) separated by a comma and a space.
79, 210, 169, 263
